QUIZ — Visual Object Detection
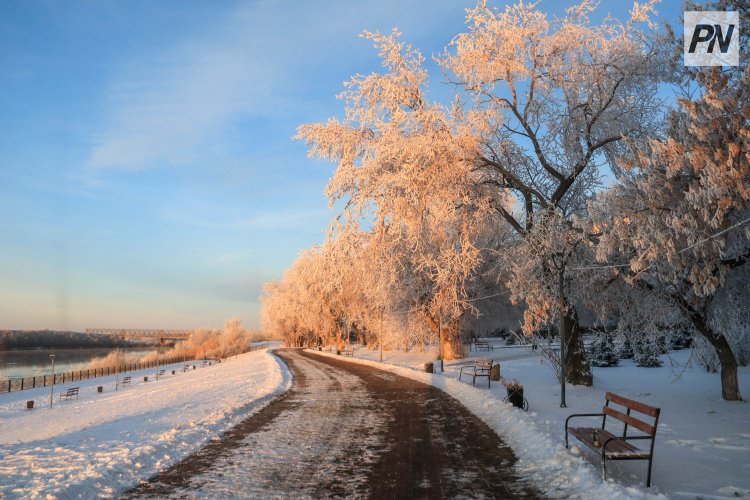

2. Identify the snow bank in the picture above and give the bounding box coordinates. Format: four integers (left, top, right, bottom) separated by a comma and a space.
0, 347, 290, 498
317, 344, 749, 499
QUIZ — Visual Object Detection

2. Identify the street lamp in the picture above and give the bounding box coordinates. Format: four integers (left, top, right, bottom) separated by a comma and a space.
155, 347, 160, 381
49, 354, 56, 408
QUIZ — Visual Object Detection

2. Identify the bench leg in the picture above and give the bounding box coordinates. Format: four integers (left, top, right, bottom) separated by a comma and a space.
646, 456, 653, 487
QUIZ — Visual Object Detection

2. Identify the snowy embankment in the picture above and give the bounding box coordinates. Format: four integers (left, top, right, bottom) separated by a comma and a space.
0, 346, 290, 498
317, 343, 750, 499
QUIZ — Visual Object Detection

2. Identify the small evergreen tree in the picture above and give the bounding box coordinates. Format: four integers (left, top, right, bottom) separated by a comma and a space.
618, 336, 635, 360
634, 338, 663, 367
669, 327, 693, 350
589, 332, 619, 367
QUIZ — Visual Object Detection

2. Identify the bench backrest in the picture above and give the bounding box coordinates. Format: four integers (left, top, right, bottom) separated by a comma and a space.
475, 359, 493, 368
603, 392, 660, 437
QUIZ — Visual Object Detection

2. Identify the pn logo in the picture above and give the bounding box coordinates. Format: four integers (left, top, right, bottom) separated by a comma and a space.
684, 11, 739, 66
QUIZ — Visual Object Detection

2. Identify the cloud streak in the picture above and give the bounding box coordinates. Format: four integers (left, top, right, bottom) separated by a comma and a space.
87, 0, 464, 170
89, 5, 278, 169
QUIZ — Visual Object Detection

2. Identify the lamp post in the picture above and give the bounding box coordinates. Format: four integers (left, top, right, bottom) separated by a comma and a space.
379, 309, 383, 363
558, 268, 567, 408
438, 317, 444, 373
155, 347, 160, 381
49, 354, 56, 408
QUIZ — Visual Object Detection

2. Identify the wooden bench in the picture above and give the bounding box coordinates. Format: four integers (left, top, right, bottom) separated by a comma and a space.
565, 392, 661, 487
459, 359, 494, 388
158, 369, 165, 377
60, 387, 79, 401
342, 346, 354, 357
473, 340, 494, 351
121, 376, 131, 386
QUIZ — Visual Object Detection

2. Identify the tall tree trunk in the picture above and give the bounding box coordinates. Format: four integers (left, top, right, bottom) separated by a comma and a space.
426, 315, 464, 360
562, 306, 593, 386
692, 314, 742, 401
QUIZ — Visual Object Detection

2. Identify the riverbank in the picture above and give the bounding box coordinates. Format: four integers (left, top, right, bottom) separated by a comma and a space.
0, 344, 290, 498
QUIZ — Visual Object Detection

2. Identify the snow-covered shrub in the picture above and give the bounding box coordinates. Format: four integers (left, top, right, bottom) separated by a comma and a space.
617, 336, 634, 359
588, 332, 619, 367
87, 349, 143, 370
143, 318, 255, 362
634, 338, 663, 368
669, 327, 693, 350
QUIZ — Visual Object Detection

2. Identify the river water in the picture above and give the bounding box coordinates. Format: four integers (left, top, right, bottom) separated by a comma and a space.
0, 348, 159, 379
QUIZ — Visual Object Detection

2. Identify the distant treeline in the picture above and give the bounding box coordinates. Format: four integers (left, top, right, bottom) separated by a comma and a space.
0, 330, 148, 350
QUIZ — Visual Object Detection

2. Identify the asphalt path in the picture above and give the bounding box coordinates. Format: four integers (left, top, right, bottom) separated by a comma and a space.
126, 348, 539, 499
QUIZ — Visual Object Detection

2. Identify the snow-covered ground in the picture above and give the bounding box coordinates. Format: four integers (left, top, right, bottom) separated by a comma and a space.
1, 340, 746, 499
0, 346, 290, 498
326, 341, 750, 499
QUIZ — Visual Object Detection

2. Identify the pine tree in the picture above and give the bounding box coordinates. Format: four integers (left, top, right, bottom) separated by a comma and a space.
589, 333, 619, 367
634, 338, 663, 367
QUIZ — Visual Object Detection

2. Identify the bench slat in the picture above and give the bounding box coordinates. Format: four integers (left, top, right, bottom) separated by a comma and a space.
603, 406, 656, 436
568, 427, 641, 454
605, 392, 659, 417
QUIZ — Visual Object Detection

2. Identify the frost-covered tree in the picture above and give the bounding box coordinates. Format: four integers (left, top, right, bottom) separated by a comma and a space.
439, 0, 667, 385
296, 31, 494, 359
591, 62, 750, 400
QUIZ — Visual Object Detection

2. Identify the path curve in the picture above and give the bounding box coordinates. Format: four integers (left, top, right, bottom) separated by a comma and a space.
126, 348, 539, 499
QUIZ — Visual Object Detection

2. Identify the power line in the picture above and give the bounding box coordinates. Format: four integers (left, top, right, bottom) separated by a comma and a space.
570, 215, 750, 272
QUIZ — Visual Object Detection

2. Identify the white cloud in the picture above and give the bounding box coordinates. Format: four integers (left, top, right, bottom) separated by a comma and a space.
87, 0, 464, 170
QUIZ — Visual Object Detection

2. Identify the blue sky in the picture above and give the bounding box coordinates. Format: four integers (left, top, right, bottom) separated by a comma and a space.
0, 0, 684, 331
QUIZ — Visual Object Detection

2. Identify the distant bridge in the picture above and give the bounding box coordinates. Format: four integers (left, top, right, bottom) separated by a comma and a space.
85, 328, 193, 341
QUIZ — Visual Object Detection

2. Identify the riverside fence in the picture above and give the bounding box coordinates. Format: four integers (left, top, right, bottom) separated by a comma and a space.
0, 355, 191, 394
0, 342, 270, 394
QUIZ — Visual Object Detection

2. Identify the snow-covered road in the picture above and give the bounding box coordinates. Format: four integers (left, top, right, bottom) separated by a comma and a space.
130, 348, 538, 499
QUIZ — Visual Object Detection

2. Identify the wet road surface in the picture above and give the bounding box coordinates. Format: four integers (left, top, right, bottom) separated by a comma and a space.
126, 348, 539, 499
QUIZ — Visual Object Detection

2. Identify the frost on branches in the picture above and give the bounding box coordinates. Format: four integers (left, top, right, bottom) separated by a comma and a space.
438, 0, 667, 384
259, 1, 748, 402
294, 30, 496, 359
591, 65, 750, 400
